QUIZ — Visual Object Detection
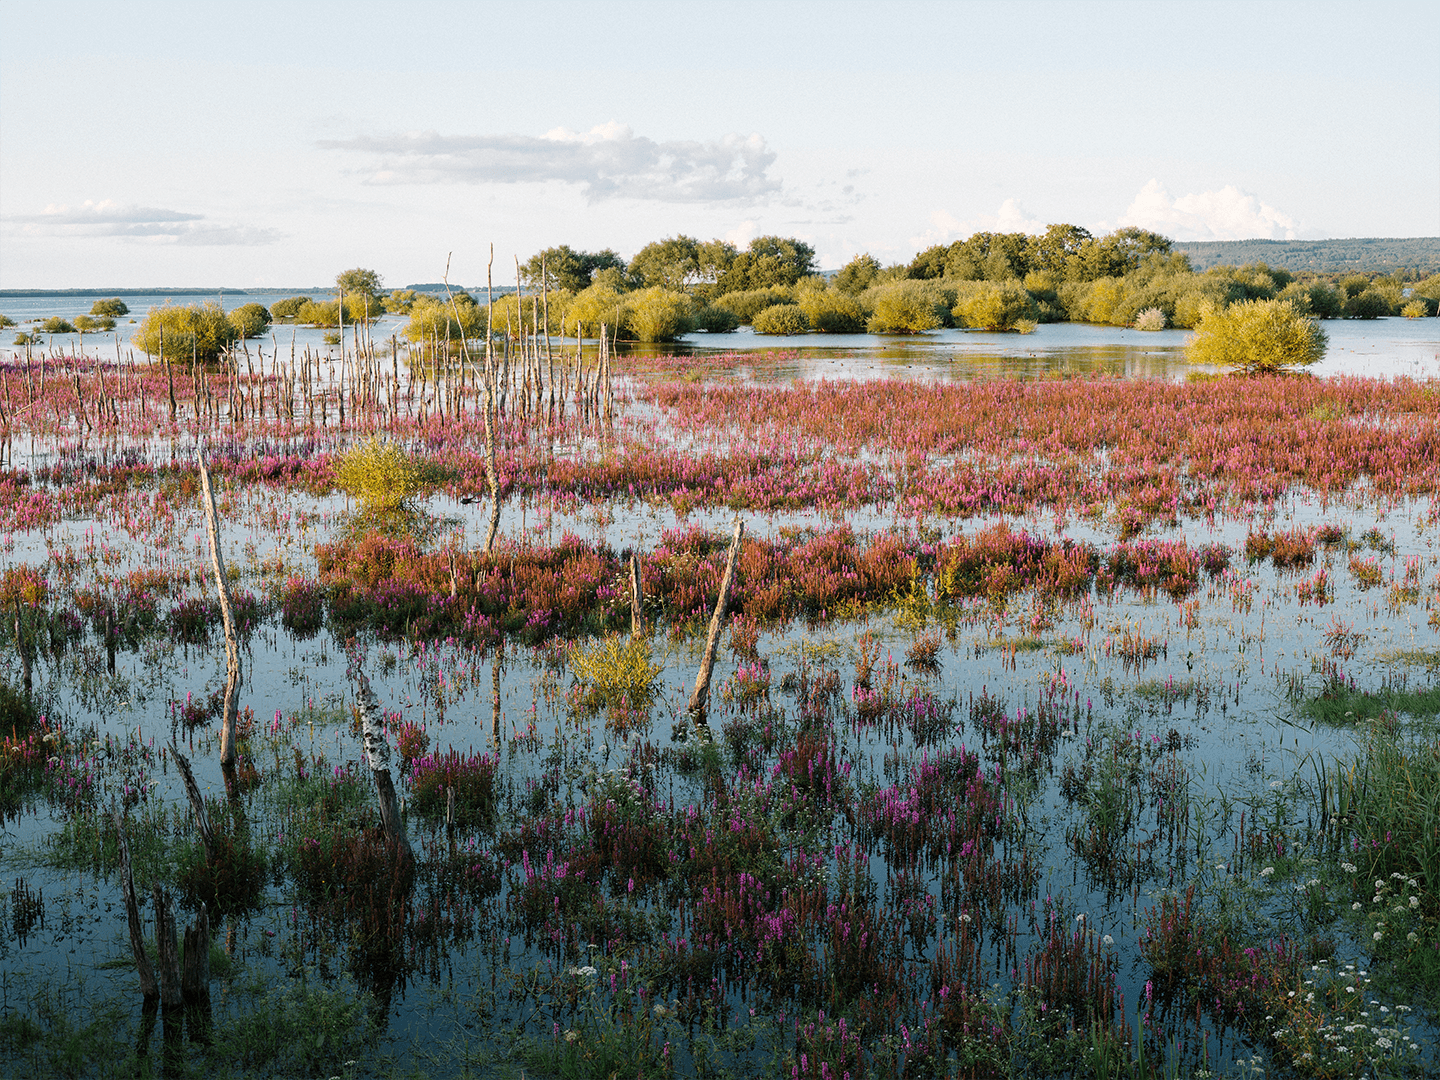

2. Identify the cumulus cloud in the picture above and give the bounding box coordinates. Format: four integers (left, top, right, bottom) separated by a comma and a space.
318, 122, 781, 203
1115, 180, 1306, 241
910, 198, 1047, 249
4, 200, 279, 246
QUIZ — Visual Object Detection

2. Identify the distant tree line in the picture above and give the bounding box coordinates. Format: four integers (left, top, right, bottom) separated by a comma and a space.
102, 234, 1440, 359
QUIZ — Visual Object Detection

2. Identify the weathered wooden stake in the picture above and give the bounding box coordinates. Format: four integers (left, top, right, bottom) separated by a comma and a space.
687, 520, 744, 727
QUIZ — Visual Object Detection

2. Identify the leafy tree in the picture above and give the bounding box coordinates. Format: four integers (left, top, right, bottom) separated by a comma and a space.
382, 290, 419, 315
524, 246, 627, 293
628, 235, 701, 290
626, 287, 696, 342
132, 302, 240, 362
1277, 280, 1344, 319
270, 296, 312, 320
752, 304, 809, 335
39, 317, 76, 334
89, 298, 129, 317
952, 280, 1038, 331
1401, 300, 1429, 318
229, 303, 271, 338
1339, 274, 1372, 298
0, 315, 14, 329
1028, 224, 1095, 277
798, 289, 865, 333
834, 254, 881, 295
715, 236, 816, 292
72, 315, 115, 333
1186, 298, 1327, 375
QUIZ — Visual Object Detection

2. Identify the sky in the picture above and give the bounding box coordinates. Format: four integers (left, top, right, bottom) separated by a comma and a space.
1, 0, 1436, 289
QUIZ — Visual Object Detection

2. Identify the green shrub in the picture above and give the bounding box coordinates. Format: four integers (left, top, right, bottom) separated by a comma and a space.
71, 315, 114, 333
1346, 289, 1391, 319
334, 437, 437, 524
569, 634, 663, 727
402, 296, 486, 344
564, 283, 630, 338
692, 305, 740, 333
228, 302, 271, 338
295, 296, 381, 327
1402, 300, 1430, 319
952, 279, 1038, 331
712, 286, 790, 325
89, 298, 128, 317
752, 303, 810, 335
865, 280, 949, 333
131, 302, 238, 362
1278, 280, 1344, 319
626, 286, 695, 342
798, 289, 865, 333
1186, 298, 1328, 375
39, 317, 76, 334
0, 315, 13, 329
270, 295, 312, 319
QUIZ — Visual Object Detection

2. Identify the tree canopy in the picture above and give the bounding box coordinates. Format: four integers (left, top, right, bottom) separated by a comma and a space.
523, 245, 627, 293
89, 298, 129, 317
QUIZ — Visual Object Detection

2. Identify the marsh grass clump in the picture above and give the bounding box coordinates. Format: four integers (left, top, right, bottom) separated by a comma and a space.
278, 575, 325, 638
409, 749, 498, 830
175, 800, 270, 916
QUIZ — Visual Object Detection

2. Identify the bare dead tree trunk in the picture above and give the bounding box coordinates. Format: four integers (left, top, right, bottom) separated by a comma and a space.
153, 885, 182, 1008
630, 552, 644, 638
113, 799, 158, 1001
350, 661, 413, 865
197, 447, 241, 767
687, 520, 744, 728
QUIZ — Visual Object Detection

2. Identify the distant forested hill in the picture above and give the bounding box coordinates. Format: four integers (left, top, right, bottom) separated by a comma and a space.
1173, 237, 1440, 274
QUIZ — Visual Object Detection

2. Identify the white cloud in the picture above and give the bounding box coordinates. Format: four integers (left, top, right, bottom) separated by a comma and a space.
724, 220, 759, 248
3, 200, 279, 246
16, 199, 203, 225
318, 123, 781, 203
910, 198, 1047, 248
1114, 179, 1308, 241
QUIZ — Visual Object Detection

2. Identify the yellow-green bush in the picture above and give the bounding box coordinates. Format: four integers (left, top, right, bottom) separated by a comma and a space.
132, 302, 239, 362
864, 280, 951, 333
1186, 298, 1328, 375
626, 287, 696, 342
752, 303, 810, 335
798, 289, 865, 333
952, 280, 1038, 331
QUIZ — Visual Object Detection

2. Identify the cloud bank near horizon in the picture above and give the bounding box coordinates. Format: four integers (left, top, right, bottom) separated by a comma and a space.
5, 200, 281, 247
318, 122, 781, 204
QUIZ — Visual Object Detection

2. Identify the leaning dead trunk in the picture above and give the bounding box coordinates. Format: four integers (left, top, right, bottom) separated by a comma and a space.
170, 742, 214, 861
197, 448, 241, 767
687, 520, 744, 727
351, 662, 414, 865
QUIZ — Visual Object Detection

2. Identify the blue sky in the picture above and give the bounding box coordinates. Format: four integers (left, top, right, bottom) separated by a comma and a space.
1, 0, 1436, 288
